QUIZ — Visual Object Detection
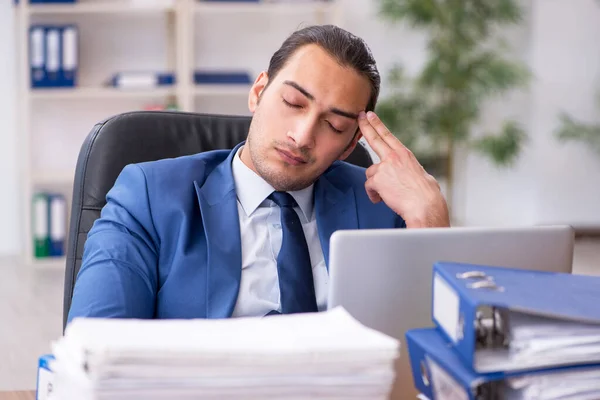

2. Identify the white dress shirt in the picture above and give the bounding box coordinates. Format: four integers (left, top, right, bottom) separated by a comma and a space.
230, 146, 329, 317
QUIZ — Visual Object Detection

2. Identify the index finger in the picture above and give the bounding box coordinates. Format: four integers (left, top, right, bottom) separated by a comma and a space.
364, 111, 409, 155
358, 111, 392, 158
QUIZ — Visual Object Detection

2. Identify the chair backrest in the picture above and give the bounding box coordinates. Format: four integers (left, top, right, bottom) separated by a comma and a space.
63, 111, 374, 329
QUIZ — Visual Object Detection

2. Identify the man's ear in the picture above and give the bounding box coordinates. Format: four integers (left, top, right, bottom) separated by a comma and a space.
248, 71, 269, 113
338, 130, 363, 161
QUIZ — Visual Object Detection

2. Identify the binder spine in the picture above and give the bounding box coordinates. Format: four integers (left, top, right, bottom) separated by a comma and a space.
432, 268, 478, 366
406, 330, 478, 400
32, 193, 50, 258
45, 27, 61, 86
48, 194, 67, 257
36, 354, 55, 400
433, 263, 511, 371
406, 331, 437, 400
61, 25, 78, 87
407, 328, 503, 400
29, 26, 46, 88
110, 72, 176, 88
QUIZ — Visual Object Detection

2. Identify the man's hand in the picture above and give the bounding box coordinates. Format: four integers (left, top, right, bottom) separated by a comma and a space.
358, 111, 450, 228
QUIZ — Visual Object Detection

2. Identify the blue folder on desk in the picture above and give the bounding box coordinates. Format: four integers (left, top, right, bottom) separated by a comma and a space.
431, 262, 600, 374
407, 327, 600, 400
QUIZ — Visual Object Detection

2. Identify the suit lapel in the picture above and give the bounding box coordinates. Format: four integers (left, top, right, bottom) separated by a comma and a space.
195, 143, 244, 318
315, 169, 358, 271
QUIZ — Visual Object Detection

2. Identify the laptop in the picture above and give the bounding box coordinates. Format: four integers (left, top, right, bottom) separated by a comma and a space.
326, 225, 575, 400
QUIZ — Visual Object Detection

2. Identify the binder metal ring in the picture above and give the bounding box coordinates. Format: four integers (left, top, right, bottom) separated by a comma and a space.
457, 313, 465, 341
468, 280, 504, 291
420, 360, 430, 387
456, 271, 487, 279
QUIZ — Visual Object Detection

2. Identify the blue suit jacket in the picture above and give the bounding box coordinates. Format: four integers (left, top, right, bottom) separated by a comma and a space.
67, 142, 406, 324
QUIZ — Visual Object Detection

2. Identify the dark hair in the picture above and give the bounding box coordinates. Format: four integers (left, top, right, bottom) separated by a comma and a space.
266, 24, 380, 112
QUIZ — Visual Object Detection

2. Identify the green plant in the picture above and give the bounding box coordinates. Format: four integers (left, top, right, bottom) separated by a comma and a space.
554, 93, 600, 155
376, 0, 531, 208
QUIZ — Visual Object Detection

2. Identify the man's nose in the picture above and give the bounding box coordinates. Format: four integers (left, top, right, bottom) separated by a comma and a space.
288, 117, 318, 149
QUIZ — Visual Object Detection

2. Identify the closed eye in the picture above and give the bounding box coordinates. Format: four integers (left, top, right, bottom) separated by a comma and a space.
283, 97, 343, 133
327, 122, 343, 134
282, 99, 302, 109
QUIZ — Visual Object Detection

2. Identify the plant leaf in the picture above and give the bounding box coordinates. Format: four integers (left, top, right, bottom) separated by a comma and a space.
470, 120, 527, 166
555, 112, 600, 155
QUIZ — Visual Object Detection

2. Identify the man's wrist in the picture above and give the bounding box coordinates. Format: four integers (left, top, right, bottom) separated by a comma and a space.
404, 208, 450, 229
405, 217, 424, 229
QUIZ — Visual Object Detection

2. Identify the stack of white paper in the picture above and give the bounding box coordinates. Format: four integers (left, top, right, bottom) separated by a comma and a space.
49, 307, 400, 400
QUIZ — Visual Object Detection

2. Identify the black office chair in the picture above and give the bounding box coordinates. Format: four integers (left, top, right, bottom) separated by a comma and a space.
62, 110, 374, 330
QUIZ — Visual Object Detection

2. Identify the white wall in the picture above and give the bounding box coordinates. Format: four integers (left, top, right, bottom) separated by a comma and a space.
528, 0, 600, 228
458, 0, 600, 228
0, 5, 19, 256
1, 0, 599, 256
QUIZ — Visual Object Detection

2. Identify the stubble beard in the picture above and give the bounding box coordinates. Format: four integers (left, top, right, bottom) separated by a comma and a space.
246, 110, 317, 192
247, 131, 316, 192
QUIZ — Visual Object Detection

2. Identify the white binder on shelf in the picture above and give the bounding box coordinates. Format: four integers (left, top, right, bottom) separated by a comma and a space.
32, 193, 50, 258
29, 26, 46, 88
45, 27, 61, 87
48, 194, 67, 257
60, 25, 78, 87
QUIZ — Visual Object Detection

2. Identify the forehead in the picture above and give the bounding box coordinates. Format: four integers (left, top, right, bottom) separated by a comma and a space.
272, 44, 371, 111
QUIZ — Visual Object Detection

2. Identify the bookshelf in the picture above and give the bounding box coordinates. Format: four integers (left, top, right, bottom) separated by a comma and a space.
15, 0, 340, 269
28, 1, 176, 14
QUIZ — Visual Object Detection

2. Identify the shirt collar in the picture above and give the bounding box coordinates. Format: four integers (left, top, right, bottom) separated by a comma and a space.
231, 146, 314, 222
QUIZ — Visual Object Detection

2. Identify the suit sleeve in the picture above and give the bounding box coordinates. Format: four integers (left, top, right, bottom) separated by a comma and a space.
67, 164, 159, 324
395, 214, 407, 229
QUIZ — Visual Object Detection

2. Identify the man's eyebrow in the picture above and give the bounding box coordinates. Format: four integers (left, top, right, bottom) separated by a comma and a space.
283, 80, 359, 120
283, 80, 314, 100
330, 107, 359, 120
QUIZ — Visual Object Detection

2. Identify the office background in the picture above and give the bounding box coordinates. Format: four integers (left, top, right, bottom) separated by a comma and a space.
0, 0, 599, 392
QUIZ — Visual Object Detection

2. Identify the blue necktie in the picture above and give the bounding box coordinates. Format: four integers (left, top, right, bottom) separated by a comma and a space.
269, 191, 318, 314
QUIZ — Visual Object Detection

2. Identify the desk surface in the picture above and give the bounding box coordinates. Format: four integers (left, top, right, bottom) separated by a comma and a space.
0, 392, 35, 400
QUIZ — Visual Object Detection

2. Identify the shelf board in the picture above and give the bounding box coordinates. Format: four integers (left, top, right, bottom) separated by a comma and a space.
33, 171, 74, 186
30, 256, 66, 270
27, 1, 175, 15
30, 86, 177, 100
194, 84, 251, 96
195, 1, 333, 13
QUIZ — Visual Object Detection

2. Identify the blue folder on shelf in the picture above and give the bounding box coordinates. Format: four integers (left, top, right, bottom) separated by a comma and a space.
45, 26, 61, 86
431, 261, 600, 374
29, 26, 46, 88
194, 70, 251, 85
60, 25, 78, 87
108, 72, 176, 88
29, 24, 78, 88
406, 327, 600, 400
16, 0, 76, 4
200, 0, 259, 2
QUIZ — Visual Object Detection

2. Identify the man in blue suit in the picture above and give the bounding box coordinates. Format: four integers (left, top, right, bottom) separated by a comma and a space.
67, 25, 449, 323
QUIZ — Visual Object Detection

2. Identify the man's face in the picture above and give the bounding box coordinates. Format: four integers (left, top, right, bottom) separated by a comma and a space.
241, 44, 372, 191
